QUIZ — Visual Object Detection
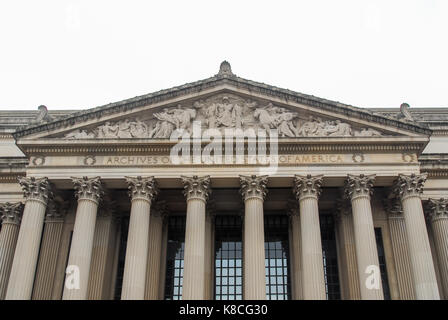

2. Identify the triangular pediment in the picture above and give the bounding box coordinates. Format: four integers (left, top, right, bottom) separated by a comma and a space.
13, 64, 431, 142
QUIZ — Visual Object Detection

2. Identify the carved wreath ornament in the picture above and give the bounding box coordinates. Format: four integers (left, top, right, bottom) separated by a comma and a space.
62, 95, 384, 140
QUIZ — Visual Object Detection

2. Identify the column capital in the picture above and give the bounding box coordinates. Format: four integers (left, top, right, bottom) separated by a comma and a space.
0, 202, 24, 225
45, 199, 68, 222
286, 199, 300, 218
344, 174, 375, 201
152, 200, 169, 219
334, 198, 351, 222
393, 173, 427, 200
239, 175, 268, 201
426, 198, 448, 222
71, 176, 104, 204
293, 174, 323, 201
383, 197, 403, 218
125, 176, 158, 204
181, 175, 211, 202
18, 176, 52, 205
206, 200, 217, 220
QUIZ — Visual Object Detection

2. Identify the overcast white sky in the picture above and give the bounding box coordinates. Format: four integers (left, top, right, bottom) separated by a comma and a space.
0, 0, 447, 111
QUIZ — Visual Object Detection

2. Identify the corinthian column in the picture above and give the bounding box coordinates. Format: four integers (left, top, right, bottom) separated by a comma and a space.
240, 174, 268, 300
181, 175, 211, 300
287, 201, 302, 300
0, 202, 23, 299
344, 174, 384, 300
63, 176, 103, 300
393, 174, 440, 299
427, 198, 448, 298
293, 174, 326, 300
121, 176, 158, 300
204, 201, 215, 300
145, 201, 167, 300
335, 200, 361, 300
32, 200, 67, 300
384, 198, 415, 300
6, 177, 52, 300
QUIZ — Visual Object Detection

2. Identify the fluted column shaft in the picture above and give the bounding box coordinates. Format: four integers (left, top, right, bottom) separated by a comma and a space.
184, 198, 206, 299
430, 210, 448, 298
0, 202, 23, 299
294, 174, 326, 300
336, 208, 361, 300
63, 176, 103, 300
394, 174, 440, 300
122, 199, 150, 299
240, 175, 268, 300
288, 206, 302, 300
345, 174, 383, 300
87, 210, 119, 299
428, 198, 448, 298
145, 203, 166, 300
121, 176, 158, 300
32, 213, 65, 300
6, 177, 51, 300
244, 197, 266, 299
204, 209, 215, 300
387, 210, 415, 299
182, 175, 211, 300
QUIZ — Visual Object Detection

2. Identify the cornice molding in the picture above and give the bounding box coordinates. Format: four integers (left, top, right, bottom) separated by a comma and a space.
17, 140, 426, 156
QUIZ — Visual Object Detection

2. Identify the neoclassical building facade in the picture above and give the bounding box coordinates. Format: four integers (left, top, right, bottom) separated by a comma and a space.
0, 62, 447, 300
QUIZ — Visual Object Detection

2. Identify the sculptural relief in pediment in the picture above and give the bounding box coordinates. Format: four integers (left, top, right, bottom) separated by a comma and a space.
61, 94, 385, 140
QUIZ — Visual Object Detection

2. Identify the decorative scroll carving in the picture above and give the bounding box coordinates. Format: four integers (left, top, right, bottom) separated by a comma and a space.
426, 198, 448, 221
181, 175, 211, 202
0, 202, 24, 225
71, 176, 104, 204
393, 173, 427, 200
239, 175, 268, 201
18, 176, 53, 204
293, 174, 323, 200
344, 174, 376, 200
125, 176, 158, 204
61, 94, 386, 139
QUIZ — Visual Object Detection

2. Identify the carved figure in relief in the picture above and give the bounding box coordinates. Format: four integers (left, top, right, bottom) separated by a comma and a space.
254, 103, 278, 132
59, 94, 386, 139
152, 108, 177, 138
296, 116, 320, 136
117, 119, 132, 138
217, 96, 234, 127
97, 121, 119, 138
171, 105, 196, 131
276, 112, 297, 137
355, 127, 382, 137
327, 120, 353, 136
130, 118, 149, 138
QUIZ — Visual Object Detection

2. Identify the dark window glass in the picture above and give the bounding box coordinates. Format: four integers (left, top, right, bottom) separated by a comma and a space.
320, 214, 341, 300
214, 215, 243, 300
164, 216, 186, 300
264, 215, 291, 300
375, 227, 391, 300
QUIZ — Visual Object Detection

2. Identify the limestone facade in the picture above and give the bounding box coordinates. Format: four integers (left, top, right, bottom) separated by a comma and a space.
0, 62, 447, 300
